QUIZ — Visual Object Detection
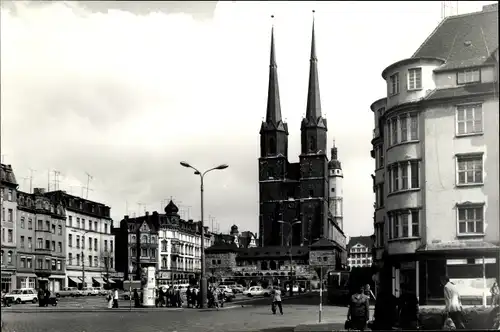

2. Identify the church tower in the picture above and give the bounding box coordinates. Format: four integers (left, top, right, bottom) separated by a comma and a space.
328, 140, 343, 233
259, 18, 289, 246
299, 12, 329, 245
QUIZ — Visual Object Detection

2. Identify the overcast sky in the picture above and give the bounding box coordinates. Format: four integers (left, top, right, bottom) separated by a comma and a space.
1, 1, 495, 238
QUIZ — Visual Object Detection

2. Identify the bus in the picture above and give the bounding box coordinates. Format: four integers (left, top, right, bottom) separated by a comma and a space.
327, 271, 350, 306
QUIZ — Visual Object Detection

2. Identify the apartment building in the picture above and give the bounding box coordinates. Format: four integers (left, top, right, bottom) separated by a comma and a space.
347, 236, 373, 269
1, 164, 18, 292
17, 188, 66, 292
44, 191, 115, 289
370, 4, 499, 304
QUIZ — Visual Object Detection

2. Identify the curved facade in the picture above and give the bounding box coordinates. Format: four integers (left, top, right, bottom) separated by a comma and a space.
370, 4, 499, 304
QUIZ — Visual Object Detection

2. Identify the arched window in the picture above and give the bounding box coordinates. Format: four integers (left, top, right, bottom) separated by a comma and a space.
269, 138, 276, 155
162, 256, 167, 268
261, 261, 268, 270
141, 235, 147, 244
161, 240, 168, 252
151, 236, 156, 244
7, 251, 13, 264
131, 235, 136, 242
309, 136, 316, 151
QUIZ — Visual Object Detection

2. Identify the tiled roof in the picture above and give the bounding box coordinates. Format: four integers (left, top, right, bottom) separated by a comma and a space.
347, 236, 373, 251
310, 238, 337, 249
413, 6, 498, 71
0, 164, 17, 186
425, 82, 497, 100
205, 242, 239, 253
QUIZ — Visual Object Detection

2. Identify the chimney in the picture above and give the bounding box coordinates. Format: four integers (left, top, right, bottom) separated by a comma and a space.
483, 3, 498, 12
124, 215, 129, 220
145, 211, 149, 216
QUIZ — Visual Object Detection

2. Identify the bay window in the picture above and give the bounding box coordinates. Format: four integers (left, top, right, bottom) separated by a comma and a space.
389, 209, 421, 239
388, 160, 420, 193
387, 113, 419, 146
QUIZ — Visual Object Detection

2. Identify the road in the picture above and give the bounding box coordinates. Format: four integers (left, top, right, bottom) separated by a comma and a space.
1, 304, 347, 332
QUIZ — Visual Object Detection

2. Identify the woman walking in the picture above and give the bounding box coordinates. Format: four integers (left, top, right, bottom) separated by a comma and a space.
107, 290, 113, 308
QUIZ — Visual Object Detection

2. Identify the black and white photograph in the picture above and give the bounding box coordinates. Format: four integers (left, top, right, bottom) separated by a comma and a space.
0, 1, 498, 331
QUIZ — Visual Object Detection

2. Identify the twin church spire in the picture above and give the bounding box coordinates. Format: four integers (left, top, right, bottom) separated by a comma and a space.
261, 11, 327, 156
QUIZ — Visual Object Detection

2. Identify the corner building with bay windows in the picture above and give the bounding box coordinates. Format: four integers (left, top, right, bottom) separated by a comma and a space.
371, 4, 499, 304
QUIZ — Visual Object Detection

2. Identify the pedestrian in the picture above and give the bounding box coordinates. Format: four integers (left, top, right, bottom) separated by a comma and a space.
175, 288, 182, 307
186, 286, 192, 308
491, 280, 500, 307
44, 288, 51, 307
346, 285, 370, 332
191, 287, 198, 308
107, 289, 113, 308
38, 288, 45, 307
398, 285, 419, 330
364, 284, 376, 302
133, 289, 140, 308
113, 288, 119, 308
271, 287, 283, 315
441, 275, 466, 329
371, 289, 398, 330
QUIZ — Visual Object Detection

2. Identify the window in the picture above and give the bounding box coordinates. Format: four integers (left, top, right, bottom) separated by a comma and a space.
37, 259, 43, 269
7, 229, 12, 242
110, 258, 113, 268
7, 190, 12, 201
45, 240, 50, 250
104, 240, 108, 252
51, 259, 56, 271
1, 208, 4, 221
375, 146, 384, 169
457, 68, 480, 85
388, 160, 420, 193
456, 154, 483, 185
20, 257, 26, 268
69, 253, 72, 265
76, 236, 80, 249
308, 136, 316, 152
110, 240, 113, 252
27, 258, 32, 268
141, 248, 147, 257
408, 68, 422, 90
389, 210, 420, 239
28, 237, 32, 249
88, 256, 92, 267
456, 104, 482, 135
51, 241, 55, 252
151, 249, 156, 258
94, 222, 98, 231
104, 224, 108, 234
28, 219, 32, 230
400, 116, 408, 142
58, 242, 62, 253
142, 235, 147, 244
37, 220, 42, 230
82, 236, 85, 249
375, 184, 384, 208
37, 238, 43, 249
388, 113, 418, 146
7, 251, 12, 264
458, 204, 484, 234
89, 221, 92, 230
68, 216, 72, 227
389, 73, 400, 95
94, 238, 98, 251
20, 217, 25, 229
89, 238, 92, 250
57, 260, 62, 271
391, 118, 398, 145
76, 254, 80, 266
51, 224, 55, 234
94, 256, 98, 267
68, 234, 73, 247
58, 225, 62, 235
77, 218, 80, 228
20, 236, 25, 248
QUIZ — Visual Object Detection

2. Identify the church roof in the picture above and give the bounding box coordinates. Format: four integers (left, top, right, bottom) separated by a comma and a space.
164, 200, 179, 215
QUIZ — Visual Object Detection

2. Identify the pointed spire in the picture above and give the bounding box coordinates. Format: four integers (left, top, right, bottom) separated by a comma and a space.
305, 10, 322, 123
331, 139, 338, 160
328, 138, 342, 170
265, 15, 282, 125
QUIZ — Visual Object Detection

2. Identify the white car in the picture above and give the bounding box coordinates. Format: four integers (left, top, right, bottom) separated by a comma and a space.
230, 285, 245, 293
4, 288, 38, 304
217, 285, 236, 300
82, 287, 99, 296
243, 286, 265, 297
55, 287, 80, 297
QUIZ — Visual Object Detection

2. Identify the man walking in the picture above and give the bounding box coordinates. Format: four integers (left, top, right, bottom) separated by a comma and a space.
347, 285, 370, 331
442, 276, 466, 329
271, 287, 283, 315
112, 288, 119, 308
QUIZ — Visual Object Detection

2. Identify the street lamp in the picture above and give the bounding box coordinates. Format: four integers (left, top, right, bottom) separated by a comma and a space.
277, 219, 301, 296
180, 161, 229, 309
128, 264, 133, 311
72, 229, 92, 290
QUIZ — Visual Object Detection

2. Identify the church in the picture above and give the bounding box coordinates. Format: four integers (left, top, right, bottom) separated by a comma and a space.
258, 17, 346, 251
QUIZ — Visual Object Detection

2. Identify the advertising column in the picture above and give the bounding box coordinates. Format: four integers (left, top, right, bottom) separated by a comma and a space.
141, 266, 156, 307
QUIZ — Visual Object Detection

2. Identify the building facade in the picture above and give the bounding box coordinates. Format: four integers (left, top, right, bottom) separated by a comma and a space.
347, 236, 373, 269
371, 4, 499, 304
44, 190, 115, 289
1, 164, 18, 292
16, 188, 66, 291
114, 200, 210, 285
258, 20, 346, 255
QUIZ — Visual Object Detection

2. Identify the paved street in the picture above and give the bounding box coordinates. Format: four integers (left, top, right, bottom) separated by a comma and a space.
1, 304, 347, 332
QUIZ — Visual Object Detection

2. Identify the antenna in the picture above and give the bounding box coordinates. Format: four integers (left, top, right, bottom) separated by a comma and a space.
81, 186, 93, 198
0, 155, 6, 163
52, 170, 61, 191
29, 168, 36, 194
47, 171, 51, 192
137, 202, 144, 216
85, 172, 93, 199
20, 177, 29, 192
441, 1, 458, 19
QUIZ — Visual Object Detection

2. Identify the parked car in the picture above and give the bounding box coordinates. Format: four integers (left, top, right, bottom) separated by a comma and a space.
4, 288, 38, 304
243, 286, 265, 297
82, 287, 99, 296
286, 285, 305, 293
93, 287, 108, 296
217, 286, 236, 301
230, 285, 245, 293
55, 287, 80, 297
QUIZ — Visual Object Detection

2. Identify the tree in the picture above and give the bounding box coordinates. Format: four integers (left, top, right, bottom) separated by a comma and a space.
100, 251, 112, 289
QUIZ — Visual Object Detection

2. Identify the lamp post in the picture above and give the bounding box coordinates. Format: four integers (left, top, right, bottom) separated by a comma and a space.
72, 229, 92, 290
128, 264, 133, 311
277, 219, 301, 296
180, 161, 229, 309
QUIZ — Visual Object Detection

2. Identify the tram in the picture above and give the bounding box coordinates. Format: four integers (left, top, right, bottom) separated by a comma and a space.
326, 270, 350, 305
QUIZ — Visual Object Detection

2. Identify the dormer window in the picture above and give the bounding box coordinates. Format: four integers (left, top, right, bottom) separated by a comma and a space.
389, 73, 400, 95
407, 68, 422, 90
457, 68, 480, 85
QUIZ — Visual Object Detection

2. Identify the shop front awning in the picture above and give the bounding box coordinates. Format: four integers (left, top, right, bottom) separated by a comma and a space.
416, 241, 500, 257
82, 277, 92, 285
69, 277, 82, 284
104, 277, 116, 284
93, 277, 105, 285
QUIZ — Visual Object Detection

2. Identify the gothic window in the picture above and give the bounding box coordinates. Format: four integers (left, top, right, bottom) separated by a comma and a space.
309, 136, 316, 152
269, 138, 276, 155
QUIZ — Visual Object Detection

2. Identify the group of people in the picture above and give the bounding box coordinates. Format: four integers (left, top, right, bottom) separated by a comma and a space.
154, 286, 184, 308
106, 289, 119, 308
37, 288, 55, 307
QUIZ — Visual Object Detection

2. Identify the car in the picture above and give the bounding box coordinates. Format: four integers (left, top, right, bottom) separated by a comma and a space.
82, 287, 99, 296
4, 288, 38, 304
217, 286, 236, 301
242, 286, 265, 297
55, 287, 80, 297
93, 287, 108, 296
286, 285, 305, 293
230, 285, 245, 293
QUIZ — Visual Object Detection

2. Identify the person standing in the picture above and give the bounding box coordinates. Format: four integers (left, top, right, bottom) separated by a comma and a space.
491, 280, 500, 307
186, 286, 192, 308
347, 285, 370, 331
44, 288, 51, 307
112, 288, 119, 308
107, 289, 113, 308
441, 276, 466, 329
398, 285, 419, 330
191, 287, 198, 308
271, 287, 283, 315
372, 289, 398, 330
133, 289, 140, 308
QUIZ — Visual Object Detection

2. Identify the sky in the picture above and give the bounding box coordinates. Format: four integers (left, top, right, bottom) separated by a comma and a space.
1, 1, 495, 239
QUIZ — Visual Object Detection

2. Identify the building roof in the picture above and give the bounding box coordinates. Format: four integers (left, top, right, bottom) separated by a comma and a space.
425, 82, 497, 100
236, 246, 309, 259
310, 238, 337, 249
164, 200, 179, 215
412, 5, 498, 71
0, 164, 17, 186
205, 242, 239, 253
347, 236, 373, 251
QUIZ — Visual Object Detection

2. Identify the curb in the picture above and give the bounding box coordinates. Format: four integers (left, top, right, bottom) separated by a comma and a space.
1, 305, 248, 314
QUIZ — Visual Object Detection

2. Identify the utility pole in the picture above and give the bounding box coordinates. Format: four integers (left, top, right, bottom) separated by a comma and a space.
81, 186, 93, 198
85, 172, 93, 199
47, 171, 51, 192
29, 168, 36, 193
